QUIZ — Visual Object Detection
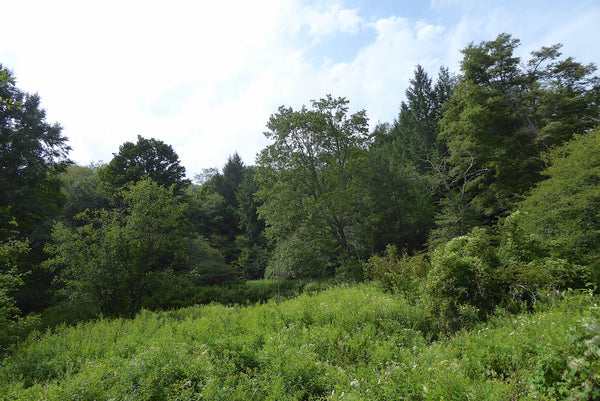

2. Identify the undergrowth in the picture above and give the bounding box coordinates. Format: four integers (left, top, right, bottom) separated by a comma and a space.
1, 284, 597, 400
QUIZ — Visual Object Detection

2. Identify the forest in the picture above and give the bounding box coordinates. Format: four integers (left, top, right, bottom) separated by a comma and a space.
1, 33, 600, 399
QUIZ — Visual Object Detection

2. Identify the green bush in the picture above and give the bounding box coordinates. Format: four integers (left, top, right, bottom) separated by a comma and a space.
498, 212, 593, 308
364, 245, 430, 298
0, 238, 40, 353
515, 130, 600, 281
426, 227, 502, 331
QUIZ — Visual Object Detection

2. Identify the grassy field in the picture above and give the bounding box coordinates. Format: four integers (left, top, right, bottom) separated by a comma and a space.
1, 283, 597, 400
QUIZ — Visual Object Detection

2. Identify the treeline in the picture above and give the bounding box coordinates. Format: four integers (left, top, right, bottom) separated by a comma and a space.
1, 33, 599, 348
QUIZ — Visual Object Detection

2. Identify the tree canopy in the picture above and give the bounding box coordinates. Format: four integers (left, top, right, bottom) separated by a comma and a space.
0, 64, 70, 241
98, 135, 190, 194
1, 32, 600, 346
435, 33, 600, 243
257, 95, 371, 278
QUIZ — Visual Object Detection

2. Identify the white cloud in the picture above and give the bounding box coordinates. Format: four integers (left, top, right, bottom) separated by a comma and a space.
302, 3, 364, 40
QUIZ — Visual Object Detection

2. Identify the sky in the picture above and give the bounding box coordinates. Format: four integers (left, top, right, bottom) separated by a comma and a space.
2, 0, 599, 179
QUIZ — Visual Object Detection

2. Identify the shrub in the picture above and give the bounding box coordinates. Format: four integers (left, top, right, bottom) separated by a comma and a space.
498, 212, 593, 308
426, 227, 502, 331
0, 238, 40, 353
364, 245, 430, 298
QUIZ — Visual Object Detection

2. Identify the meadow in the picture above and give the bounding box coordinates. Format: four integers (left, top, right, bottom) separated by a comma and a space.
1, 283, 597, 400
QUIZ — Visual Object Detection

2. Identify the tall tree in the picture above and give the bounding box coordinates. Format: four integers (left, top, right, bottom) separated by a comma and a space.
60, 164, 111, 225
0, 64, 70, 311
189, 153, 250, 265
234, 166, 269, 279
364, 67, 455, 252
434, 34, 600, 244
256, 95, 371, 278
0, 64, 71, 241
389, 66, 456, 171
98, 135, 190, 194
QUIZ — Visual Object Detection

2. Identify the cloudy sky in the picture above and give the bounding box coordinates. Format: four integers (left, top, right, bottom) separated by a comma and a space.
2, 0, 599, 179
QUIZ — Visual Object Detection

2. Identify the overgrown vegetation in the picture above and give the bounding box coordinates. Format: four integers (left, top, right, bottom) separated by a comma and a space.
1, 32, 599, 398
1, 285, 598, 400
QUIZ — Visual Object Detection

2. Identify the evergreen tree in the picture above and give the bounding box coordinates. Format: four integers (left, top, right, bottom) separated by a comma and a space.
364, 67, 455, 252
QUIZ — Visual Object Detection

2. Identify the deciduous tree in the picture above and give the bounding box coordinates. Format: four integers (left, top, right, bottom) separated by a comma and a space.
0, 64, 70, 311
256, 95, 371, 277
98, 135, 190, 194
46, 179, 231, 317
435, 34, 599, 243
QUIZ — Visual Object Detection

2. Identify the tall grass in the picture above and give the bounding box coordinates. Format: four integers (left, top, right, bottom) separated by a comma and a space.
1, 284, 596, 400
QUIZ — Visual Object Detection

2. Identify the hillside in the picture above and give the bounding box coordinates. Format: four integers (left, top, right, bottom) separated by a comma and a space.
2, 284, 598, 400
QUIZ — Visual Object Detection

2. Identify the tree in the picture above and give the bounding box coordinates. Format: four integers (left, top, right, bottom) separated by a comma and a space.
46, 179, 196, 317
514, 129, 600, 274
0, 64, 70, 312
59, 164, 111, 225
98, 135, 190, 194
256, 95, 371, 278
435, 34, 599, 243
363, 67, 455, 252
390, 66, 455, 171
189, 153, 254, 265
234, 166, 269, 279
0, 64, 70, 241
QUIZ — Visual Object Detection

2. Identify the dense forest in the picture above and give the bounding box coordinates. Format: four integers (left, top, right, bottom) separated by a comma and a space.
1, 33, 600, 397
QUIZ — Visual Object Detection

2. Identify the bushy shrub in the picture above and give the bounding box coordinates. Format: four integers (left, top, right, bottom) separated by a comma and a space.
498, 212, 593, 308
426, 227, 502, 331
364, 245, 430, 298
0, 238, 40, 353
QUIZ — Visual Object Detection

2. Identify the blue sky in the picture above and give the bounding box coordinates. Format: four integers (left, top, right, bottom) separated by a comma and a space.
1, 0, 598, 178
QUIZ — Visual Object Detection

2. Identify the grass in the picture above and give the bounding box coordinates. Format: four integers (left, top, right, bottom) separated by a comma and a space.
0, 284, 596, 400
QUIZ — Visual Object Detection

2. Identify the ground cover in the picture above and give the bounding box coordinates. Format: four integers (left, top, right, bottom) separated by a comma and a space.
1, 284, 596, 400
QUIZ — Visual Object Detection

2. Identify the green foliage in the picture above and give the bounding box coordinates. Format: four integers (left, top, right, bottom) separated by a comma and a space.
425, 220, 590, 331
435, 34, 599, 240
59, 164, 111, 224
0, 65, 70, 240
0, 284, 596, 400
98, 135, 190, 194
0, 64, 71, 312
257, 95, 372, 277
365, 67, 454, 253
515, 130, 600, 277
264, 227, 337, 280
45, 179, 228, 317
427, 227, 502, 331
391, 65, 455, 170
364, 245, 430, 298
498, 212, 592, 305
189, 154, 267, 270
142, 279, 329, 310
0, 238, 39, 353
524, 299, 600, 399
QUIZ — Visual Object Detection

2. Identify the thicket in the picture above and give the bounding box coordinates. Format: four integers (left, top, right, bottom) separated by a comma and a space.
1, 284, 598, 400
